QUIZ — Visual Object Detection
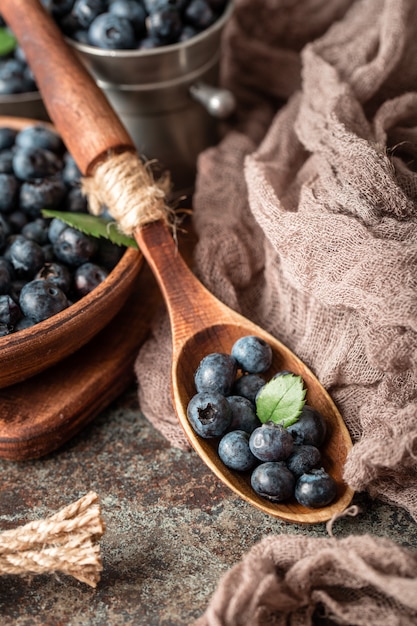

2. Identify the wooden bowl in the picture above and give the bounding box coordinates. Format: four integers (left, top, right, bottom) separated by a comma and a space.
0, 116, 143, 388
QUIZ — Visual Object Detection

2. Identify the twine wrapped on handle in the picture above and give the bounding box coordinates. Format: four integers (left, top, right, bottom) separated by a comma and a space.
0, 492, 105, 588
81, 151, 175, 237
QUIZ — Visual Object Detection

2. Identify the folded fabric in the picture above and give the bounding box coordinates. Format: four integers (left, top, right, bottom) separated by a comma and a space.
192, 531, 417, 626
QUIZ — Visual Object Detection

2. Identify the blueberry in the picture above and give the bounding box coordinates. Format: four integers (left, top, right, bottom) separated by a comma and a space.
0, 128, 17, 151
0, 59, 32, 95
36, 262, 72, 293
95, 237, 124, 270
0, 258, 13, 294
88, 13, 137, 48
232, 373, 265, 403
194, 352, 237, 395
226, 395, 260, 434
249, 422, 294, 462
8, 210, 28, 233
7, 237, 45, 278
287, 405, 327, 447
286, 444, 321, 477
231, 335, 273, 374
14, 316, 37, 331
179, 24, 199, 41
138, 36, 161, 49
0, 174, 19, 213
0, 150, 14, 174
0, 294, 21, 326
147, 7, 183, 43
109, 0, 147, 35
21, 218, 50, 245
64, 185, 88, 213
0, 215, 11, 251
0, 322, 10, 336
251, 461, 295, 502
272, 369, 296, 378
184, 0, 216, 29
19, 175, 67, 217
19, 279, 69, 322
294, 468, 337, 508
143, 0, 188, 12
74, 262, 108, 296
9, 278, 26, 302
15, 125, 64, 154
53, 226, 98, 266
48, 218, 68, 244
187, 391, 232, 438
218, 430, 258, 471
13, 148, 61, 181
62, 153, 81, 185
41, 0, 75, 18
71, 0, 107, 29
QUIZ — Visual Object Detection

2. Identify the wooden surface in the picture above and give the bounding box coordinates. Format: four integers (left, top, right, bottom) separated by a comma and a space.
2, 1, 354, 522
0, 261, 163, 461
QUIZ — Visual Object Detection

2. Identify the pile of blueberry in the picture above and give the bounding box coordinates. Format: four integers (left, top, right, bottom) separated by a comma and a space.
187, 335, 338, 509
0, 20, 38, 95
42, 0, 229, 50
0, 123, 124, 336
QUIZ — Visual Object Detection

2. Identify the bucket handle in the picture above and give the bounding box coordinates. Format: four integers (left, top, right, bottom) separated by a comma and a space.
189, 82, 236, 119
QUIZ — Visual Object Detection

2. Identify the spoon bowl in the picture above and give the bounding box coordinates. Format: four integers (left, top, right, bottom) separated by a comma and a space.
175, 330, 352, 523
137, 221, 354, 523
2, 0, 354, 522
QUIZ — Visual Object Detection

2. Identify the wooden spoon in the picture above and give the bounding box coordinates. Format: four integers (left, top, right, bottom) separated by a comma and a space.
2, 0, 354, 523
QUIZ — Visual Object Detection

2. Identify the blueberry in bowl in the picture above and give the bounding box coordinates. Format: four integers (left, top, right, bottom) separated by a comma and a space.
0, 116, 143, 388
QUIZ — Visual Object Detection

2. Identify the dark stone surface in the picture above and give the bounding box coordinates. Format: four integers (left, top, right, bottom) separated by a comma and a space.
0, 385, 416, 625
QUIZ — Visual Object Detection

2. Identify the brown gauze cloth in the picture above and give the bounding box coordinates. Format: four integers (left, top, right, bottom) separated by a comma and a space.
135, 0, 417, 519
192, 533, 417, 626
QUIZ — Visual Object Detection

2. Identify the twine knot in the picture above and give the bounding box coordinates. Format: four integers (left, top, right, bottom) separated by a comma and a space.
0, 492, 105, 587
81, 151, 174, 236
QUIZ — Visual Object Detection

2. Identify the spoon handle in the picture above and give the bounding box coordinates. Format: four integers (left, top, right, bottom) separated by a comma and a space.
0, 0, 135, 174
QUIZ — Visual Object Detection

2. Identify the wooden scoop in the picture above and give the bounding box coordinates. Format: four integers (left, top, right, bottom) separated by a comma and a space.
1, 0, 354, 523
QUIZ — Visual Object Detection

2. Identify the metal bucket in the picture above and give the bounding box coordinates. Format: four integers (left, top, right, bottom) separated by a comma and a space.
69, 2, 235, 195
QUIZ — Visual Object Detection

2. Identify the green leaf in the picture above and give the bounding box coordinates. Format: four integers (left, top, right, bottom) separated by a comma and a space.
256, 374, 306, 428
0, 28, 16, 56
42, 209, 138, 249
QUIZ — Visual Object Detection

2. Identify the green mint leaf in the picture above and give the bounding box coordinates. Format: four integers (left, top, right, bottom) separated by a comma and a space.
0, 28, 16, 56
256, 374, 306, 427
42, 209, 138, 249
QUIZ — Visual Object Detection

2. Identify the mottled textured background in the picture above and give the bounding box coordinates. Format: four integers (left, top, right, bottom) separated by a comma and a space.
0, 384, 415, 625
